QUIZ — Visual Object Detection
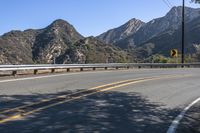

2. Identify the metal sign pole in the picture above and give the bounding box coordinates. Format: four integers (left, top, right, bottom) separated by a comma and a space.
181, 0, 185, 64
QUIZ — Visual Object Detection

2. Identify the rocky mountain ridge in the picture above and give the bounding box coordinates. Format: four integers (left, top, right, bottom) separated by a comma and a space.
97, 18, 145, 44
0, 19, 130, 64
99, 6, 200, 49
1, 6, 200, 64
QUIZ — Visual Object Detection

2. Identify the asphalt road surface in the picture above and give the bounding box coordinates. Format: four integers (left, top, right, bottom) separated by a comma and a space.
0, 68, 199, 133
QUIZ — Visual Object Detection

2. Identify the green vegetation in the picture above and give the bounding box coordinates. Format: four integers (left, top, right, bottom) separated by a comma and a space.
144, 54, 199, 63
70, 37, 132, 64
149, 55, 168, 63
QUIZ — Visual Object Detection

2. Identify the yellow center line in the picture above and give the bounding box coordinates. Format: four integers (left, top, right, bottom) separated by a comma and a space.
0, 78, 146, 114
0, 74, 191, 124
0, 115, 22, 124
17, 75, 190, 117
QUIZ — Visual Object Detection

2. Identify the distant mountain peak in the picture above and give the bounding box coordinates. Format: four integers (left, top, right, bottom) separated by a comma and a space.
163, 6, 200, 26
170, 6, 193, 10
127, 18, 141, 23
125, 18, 144, 28
166, 6, 199, 17
97, 18, 145, 44
48, 19, 72, 29
125, 18, 145, 31
171, 6, 182, 10
165, 6, 182, 16
51, 19, 70, 25
43, 19, 84, 42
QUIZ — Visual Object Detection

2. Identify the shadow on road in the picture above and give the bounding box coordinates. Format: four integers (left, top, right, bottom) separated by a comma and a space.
0, 90, 181, 133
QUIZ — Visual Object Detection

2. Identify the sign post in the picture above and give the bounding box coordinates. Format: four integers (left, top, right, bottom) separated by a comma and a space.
181, 0, 185, 64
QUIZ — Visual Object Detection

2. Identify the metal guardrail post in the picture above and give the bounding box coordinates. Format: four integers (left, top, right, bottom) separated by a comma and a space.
34, 70, 38, 75
67, 68, 70, 72
51, 69, 55, 73
12, 71, 17, 76
0, 63, 200, 77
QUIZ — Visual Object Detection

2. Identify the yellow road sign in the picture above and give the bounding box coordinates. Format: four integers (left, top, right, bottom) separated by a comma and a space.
171, 49, 178, 57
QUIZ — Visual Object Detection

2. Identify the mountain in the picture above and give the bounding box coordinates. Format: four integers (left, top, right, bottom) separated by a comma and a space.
96, 6, 200, 61
32, 19, 84, 63
0, 19, 130, 64
113, 6, 200, 49
57, 37, 131, 64
138, 15, 200, 57
1, 6, 200, 64
0, 19, 83, 64
97, 18, 145, 44
0, 30, 38, 64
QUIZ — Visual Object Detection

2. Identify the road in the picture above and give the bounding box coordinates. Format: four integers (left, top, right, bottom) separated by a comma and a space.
0, 68, 199, 133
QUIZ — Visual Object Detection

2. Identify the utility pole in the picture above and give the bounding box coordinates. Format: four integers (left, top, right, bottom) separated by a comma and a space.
181, 0, 185, 64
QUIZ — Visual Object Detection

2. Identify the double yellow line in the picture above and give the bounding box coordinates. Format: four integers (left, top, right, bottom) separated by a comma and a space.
0, 74, 190, 124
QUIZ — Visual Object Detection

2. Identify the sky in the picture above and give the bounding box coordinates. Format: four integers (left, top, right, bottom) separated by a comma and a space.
0, 0, 199, 37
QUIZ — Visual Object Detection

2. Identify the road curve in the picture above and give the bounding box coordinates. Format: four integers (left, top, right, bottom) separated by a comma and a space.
0, 68, 199, 133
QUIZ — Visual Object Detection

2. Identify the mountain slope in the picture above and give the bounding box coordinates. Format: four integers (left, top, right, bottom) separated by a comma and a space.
1, 6, 200, 64
137, 15, 200, 57
0, 19, 84, 64
97, 18, 145, 44
0, 19, 131, 64
57, 37, 131, 63
114, 6, 200, 49
0, 30, 38, 64
32, 19, 84, 63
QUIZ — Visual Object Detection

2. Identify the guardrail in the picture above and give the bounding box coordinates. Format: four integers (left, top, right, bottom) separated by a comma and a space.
0, 63, 200, 76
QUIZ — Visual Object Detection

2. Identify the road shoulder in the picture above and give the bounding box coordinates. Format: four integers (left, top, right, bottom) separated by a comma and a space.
176, 100, 200, 133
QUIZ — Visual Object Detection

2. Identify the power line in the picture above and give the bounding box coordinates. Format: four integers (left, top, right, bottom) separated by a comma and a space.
162, 0, 171, 8
162, 0, 172, 8
166, 0, 173, 7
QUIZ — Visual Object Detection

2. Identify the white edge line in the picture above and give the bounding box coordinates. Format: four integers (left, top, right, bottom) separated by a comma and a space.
0, 71, 112, 83
167, 97, 200, 133
0, 69, 135, 83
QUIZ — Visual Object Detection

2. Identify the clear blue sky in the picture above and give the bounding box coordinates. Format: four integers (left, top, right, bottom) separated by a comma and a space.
0, 0, 199, 37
